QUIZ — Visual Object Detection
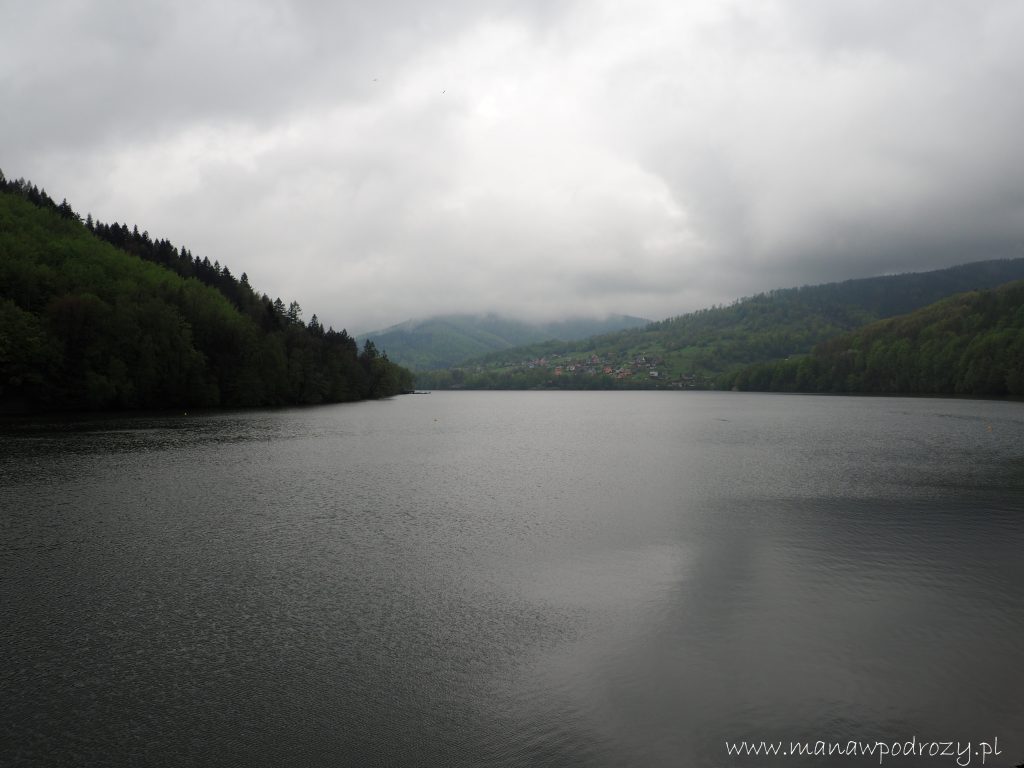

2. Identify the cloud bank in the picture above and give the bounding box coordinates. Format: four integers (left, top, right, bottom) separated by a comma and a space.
4, 0, 1023, 332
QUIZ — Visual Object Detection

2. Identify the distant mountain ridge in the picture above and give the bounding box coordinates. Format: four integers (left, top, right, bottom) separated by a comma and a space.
357, 313, 650, 370
413, 257, 1024, 390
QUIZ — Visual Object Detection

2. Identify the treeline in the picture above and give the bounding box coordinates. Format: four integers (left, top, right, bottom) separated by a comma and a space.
719, 281, 1024, 396
0, 171, 412, 412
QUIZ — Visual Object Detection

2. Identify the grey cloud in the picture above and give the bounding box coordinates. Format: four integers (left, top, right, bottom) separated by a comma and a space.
4, 0, 1023, 332
623, 1, 1024, 296
3, 0, 570, 154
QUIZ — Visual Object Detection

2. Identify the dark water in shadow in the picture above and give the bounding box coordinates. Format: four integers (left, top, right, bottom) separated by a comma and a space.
2, 392, 1022, 767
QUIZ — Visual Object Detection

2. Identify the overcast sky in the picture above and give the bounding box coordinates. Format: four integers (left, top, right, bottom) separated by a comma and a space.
4, 0, 1023, 333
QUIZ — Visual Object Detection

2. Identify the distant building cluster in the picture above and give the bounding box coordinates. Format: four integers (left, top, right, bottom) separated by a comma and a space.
485, 352, 706, 388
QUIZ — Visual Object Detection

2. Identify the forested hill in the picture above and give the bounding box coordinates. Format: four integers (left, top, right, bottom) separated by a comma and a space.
414, 257, 1024, 390
0, 173, 413, 412
720, 281, 1024, 396
357, 313, 650, 370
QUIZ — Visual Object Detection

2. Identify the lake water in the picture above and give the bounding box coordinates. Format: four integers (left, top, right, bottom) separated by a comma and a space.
2, 392, 1023, 767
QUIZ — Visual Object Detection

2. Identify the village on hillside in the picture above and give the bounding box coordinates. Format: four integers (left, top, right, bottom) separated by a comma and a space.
468, 351, 710, 389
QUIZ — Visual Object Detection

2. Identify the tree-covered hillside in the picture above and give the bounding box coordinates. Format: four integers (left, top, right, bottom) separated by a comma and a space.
0, 173, 412, 412
357, 313, 649, 370
415, 258, 1024, 390
720, 281, 1024, 396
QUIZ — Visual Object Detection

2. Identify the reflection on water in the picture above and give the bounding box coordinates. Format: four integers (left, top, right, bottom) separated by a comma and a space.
2, 393, 1023, 767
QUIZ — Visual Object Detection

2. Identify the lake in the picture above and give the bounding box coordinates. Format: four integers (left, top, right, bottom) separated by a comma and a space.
2, 392, 1022, 767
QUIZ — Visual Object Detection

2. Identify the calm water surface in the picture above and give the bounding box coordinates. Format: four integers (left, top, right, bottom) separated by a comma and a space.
2, 392, 1023, 767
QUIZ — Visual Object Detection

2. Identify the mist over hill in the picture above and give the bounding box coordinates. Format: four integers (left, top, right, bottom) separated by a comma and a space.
357, 313, 650, 370
414, 258, 1024, 390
